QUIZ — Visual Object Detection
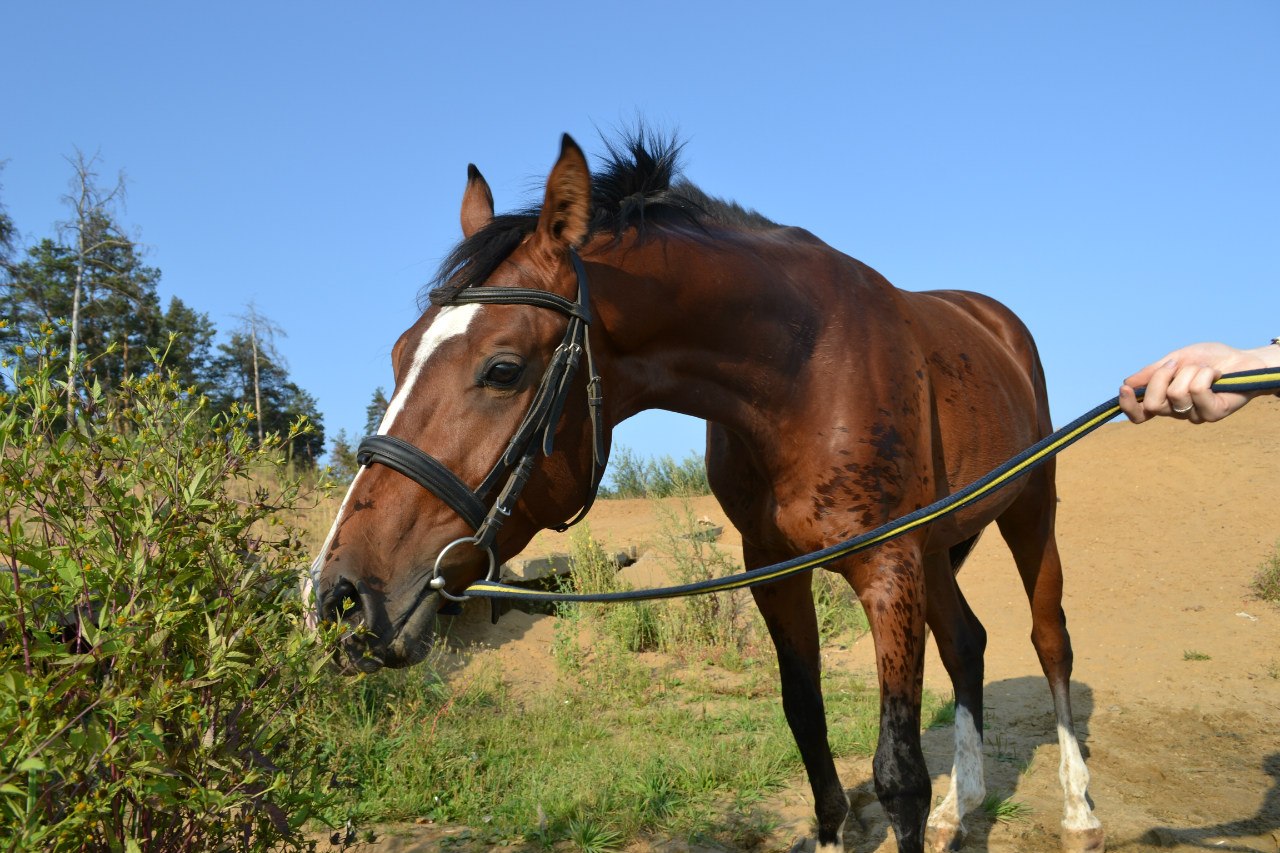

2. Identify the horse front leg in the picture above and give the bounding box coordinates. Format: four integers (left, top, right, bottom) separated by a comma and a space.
852, 544, 932, 853
751, 567, 848, 853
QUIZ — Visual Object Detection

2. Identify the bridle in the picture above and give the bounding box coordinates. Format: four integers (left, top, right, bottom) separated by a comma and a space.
355, 249, 606, 602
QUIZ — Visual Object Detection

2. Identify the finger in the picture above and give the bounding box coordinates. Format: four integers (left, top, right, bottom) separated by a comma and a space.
1188, 365, 1236, 423
1182, 363, 1223, 420
1140, 360, 1178, 415
1118, 384, 1150, 423
1124, 359, 1167, 389
1164, 363, 1200, 416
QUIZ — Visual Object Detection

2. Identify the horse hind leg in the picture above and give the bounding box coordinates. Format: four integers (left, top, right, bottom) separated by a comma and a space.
997, 469, 1105, 852
923, 546, 988, 852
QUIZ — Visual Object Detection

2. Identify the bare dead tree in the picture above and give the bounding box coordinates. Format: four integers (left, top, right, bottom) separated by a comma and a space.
231, 301, 286, 445
60, 150, 128, 417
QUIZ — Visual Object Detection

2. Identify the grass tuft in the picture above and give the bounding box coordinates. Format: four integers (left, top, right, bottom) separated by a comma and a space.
981, 792, 1032, 823
566, 818, 624, 852
1250, 543, 1280, 604
927, 698, 957, 729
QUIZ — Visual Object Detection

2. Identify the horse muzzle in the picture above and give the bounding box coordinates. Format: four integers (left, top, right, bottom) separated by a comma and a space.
319, 574, 444, 673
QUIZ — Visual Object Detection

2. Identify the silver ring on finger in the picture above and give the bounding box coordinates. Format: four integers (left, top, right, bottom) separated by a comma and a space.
1172, 402, 1194, 414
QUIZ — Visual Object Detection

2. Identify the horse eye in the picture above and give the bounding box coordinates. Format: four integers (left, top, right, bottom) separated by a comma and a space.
483, 360, 524, 387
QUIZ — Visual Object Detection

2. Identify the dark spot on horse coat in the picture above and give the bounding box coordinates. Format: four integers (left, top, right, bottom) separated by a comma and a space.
810, 421, 911, 525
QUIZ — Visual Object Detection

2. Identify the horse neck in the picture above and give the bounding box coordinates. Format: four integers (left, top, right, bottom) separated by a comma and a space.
588, 230, 825, 438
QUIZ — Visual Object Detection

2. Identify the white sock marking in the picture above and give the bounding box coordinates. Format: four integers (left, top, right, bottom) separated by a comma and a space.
1057, 722, 1101, 832
927, 705, 986, 840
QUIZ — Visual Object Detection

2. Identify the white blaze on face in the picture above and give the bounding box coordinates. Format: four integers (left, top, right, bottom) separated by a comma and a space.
378, 303, 482, 435
303, 303, 484, 622
302, 467, 367, 626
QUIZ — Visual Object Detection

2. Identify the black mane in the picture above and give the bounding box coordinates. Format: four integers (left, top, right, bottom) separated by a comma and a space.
424, 129, 777, 307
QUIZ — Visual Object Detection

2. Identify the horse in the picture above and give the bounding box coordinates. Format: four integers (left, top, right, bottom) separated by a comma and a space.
313, 131, 1105, 853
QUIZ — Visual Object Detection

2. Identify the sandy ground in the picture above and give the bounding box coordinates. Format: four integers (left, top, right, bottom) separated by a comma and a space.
325, 395, 1279, 852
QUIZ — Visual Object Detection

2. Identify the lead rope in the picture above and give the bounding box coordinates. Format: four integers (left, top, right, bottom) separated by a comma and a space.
461, 366, 1280, 604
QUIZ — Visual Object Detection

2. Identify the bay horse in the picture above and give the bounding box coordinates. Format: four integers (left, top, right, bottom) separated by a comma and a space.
314, 132, 1104, 853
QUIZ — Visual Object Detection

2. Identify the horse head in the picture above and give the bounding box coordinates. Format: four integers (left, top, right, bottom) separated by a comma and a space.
316, 136, 607, 672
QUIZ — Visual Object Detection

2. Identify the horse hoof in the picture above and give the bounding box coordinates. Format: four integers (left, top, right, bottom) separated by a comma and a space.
1061, 826, 1105, 853
925, 823, 963, 852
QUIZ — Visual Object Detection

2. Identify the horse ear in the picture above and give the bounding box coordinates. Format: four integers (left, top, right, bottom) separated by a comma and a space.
535, 134, 591, 250
460, 164, 494, 239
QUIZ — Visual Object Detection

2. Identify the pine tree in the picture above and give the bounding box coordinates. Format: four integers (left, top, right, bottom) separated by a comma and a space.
4, 232, 165, 389
208, 331, 325, 466
158, 296, 217, 394
327, 428, 359, 481
365, 386, 390, 435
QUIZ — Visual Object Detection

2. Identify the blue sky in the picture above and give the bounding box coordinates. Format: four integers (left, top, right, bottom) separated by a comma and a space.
4, 3, 1276, 472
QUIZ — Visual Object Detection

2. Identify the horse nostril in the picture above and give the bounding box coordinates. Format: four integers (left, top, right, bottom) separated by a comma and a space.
321, 576, 364, 626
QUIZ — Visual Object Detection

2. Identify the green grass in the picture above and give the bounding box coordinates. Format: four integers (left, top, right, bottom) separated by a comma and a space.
313, 636, 953, 849
566, 818, 624, 852
927, 698, 957, 729
987, 732, 1019, 763
1183, 650, 1211, 661
981, 792, 1032, 823
314, 661, 899, 848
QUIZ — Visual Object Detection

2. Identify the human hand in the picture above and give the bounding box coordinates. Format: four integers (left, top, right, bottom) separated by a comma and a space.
1118, 342, 1274, 424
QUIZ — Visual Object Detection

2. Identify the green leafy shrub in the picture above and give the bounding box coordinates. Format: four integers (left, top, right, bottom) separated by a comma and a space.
565, 529, 661, 655
600, 446, 710, 498
559, 502, 865, 667
650, 499, 760, 656
0, 325, 336, 851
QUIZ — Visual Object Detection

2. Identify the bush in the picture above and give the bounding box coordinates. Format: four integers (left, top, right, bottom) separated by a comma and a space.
0, 325, 336, 852
650, 499, 760, 656
557, 502, 866, 666
553, 528, 662, 679
600, 447, 709, 499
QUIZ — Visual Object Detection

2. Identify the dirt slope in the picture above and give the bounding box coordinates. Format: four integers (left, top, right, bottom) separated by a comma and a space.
338, 395, 1280, 852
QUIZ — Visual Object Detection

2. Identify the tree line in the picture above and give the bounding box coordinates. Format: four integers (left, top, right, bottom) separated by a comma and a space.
0, 152, 325, 464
